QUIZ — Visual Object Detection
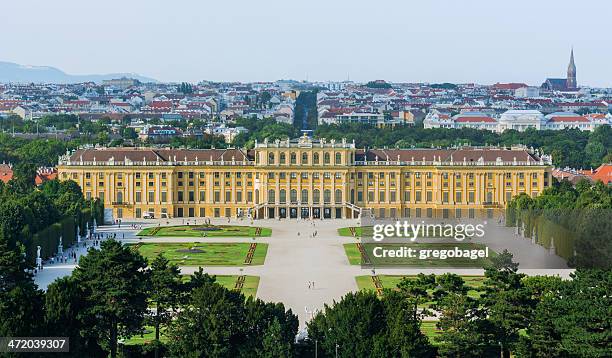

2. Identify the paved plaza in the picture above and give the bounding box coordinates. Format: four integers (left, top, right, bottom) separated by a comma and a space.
35, 217, 573, 328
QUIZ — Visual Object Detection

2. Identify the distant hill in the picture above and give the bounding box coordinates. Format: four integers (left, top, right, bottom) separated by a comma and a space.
0, 61, 158, 84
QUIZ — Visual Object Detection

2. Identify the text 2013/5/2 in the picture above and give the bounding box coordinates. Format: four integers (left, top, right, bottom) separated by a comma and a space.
0, 337, 69, 352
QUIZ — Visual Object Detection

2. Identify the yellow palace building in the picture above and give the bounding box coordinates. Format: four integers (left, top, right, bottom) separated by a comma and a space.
57, 136, 552, 221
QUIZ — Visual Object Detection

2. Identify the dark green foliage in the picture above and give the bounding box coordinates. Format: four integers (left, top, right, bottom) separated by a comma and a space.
519, 269, 612, 357
313, 123, 611, 169
307, 290, 435, 357
506, 180, 612, 268
72, 240, 149, 358
166, 279, 298, 358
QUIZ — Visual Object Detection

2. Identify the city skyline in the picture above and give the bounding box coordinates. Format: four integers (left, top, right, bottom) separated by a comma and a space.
1, 0, 611, 87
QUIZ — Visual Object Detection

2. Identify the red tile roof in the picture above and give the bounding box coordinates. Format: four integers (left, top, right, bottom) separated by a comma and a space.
0, 164, 13, 184
455, 116, 496, 123
548, 116, 589, 123
582, 164, 612, 185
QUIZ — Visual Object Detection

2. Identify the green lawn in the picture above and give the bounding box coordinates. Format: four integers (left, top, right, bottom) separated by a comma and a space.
138, 225, 271, 237
123, 326, 167, 346
344, 243, 496, 267
421, 321, 441, 345
181, 274, 260, 297
133, 242, 268, 266
344, 243, 363, 265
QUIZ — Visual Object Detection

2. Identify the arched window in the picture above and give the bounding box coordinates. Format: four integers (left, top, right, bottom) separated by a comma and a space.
280, 152, 286, 164
280, 189, 287, 204
335, 152, 342, 164
313, 189, 320, 204
290, 152, 297, 164
324, 152, 330, 164
313, 153, 320, 165
301, 189, 308, 203
335, 189, 342, 204
268, 189, 275, 204
302, 152, 308, 164
324, 189, 331, 203
290, 189, 298, 203
268, 153, 275, 165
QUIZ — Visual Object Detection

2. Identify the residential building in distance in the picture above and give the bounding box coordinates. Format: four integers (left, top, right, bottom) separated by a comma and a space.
498, 110, 546, 132
57, 136, 552, 221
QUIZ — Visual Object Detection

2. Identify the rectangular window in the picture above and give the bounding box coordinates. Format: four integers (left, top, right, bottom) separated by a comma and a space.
178, 191, 184, 202
404, 208, 410, 217
189, 191, 195, 202
214, 191, 220, 203
237, 191, 242, 202
415, 191, 422, 202
135, 192, 142, 203
148, 191, 155, 203
200, 191, 206, 202
455, 191, 462, 203
161, 191, 167, 203
225, 191, 231, 202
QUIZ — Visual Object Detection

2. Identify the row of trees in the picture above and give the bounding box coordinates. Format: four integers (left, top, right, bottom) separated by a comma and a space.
228, 117, 610, 169
313, 123, 611, 169
0, 178, 103, 263
506, 180, 612, 268
0, 239, 298, 358
308, 253, 611, 358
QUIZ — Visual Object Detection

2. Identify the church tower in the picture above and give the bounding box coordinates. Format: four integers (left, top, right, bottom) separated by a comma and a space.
567, 48, 577, 90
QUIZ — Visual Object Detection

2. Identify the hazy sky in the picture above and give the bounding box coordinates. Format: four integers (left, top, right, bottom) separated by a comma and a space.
2, 0, 611, 86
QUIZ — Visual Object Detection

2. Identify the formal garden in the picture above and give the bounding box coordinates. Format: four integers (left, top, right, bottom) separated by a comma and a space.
137, 224, 271, 237
132, 242, 268, 266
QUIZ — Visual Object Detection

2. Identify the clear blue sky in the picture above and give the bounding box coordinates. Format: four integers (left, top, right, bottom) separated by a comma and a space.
1, 0, 610, 86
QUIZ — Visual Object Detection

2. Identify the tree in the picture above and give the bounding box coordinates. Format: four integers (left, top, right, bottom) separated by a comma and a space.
166, 282, 247, 357
72, 240, 149, 358
480, 251, 535, 358
308, 289, 434, 357
258, 318, 292, 358
148, 254, 183, 358
397, 273, 436, 321
167, 278, 298, 357
44, 276, 104, 357
520, 270, 611, 357
0, 237, 45, 340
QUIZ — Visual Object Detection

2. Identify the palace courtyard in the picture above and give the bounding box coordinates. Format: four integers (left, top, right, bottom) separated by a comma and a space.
34, 217, 572, 328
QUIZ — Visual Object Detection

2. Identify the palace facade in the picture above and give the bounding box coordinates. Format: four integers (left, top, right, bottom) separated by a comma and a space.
57, 136, 552, 221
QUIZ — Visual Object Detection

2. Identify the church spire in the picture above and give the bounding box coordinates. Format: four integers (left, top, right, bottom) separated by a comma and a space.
567, 47, 577, 90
